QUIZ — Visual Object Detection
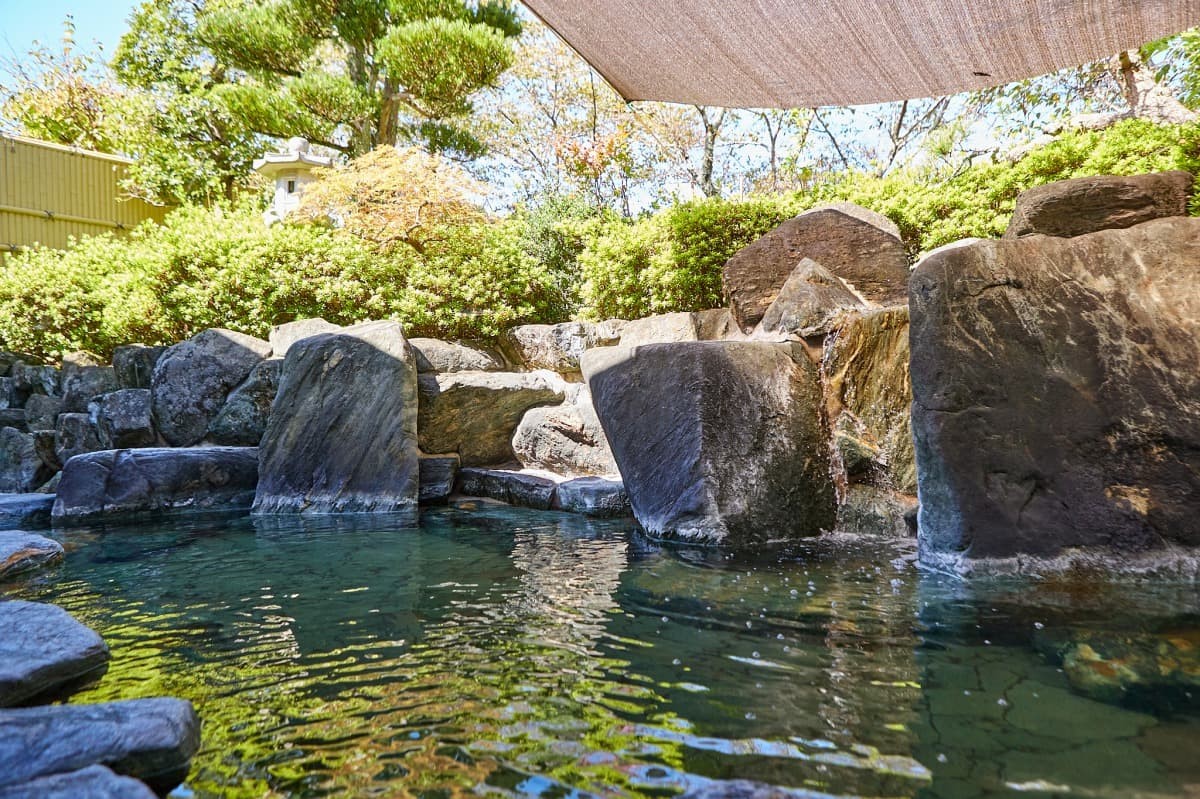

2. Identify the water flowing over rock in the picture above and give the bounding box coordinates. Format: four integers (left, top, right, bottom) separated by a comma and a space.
53, 447, 260, 523
112, 345, 166, 391
723, 202, 909, 331
512, 386, 618, 477
0, 697, 200, 793
254, 321, 419, 514
0, 765, 157, 799
151, 329, 272, 447
584, 342, 835, 545
89, 390, 156, 449
0, 531, 63, 580
207, 359, 281, 446
0, 429, 52, 492
1005, 171, 1193, 239
417, 371, 564, 466
910, 218, 1200, 564
757, 258, 865, 339
410, 338, 505, 373
502, 322, 620, 373
268, 317, 342, 357
0, 601, 109, 706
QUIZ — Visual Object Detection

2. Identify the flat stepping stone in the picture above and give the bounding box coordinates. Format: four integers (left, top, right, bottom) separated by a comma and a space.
0, 697, 200, 794
0, 765, 156, 799
456, 468, 631, 517
0, 495, 54, 530
0, 601, 109, 706
0, 532, 64, 581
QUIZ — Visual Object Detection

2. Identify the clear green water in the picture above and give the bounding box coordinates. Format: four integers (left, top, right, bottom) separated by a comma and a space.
5, 505, 1199, 799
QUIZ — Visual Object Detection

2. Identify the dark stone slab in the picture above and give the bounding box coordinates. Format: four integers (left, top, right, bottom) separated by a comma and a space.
0, 494, 54, 529
0, 697, 200, 793
0, 429, 53, 492
89, 390, 155, 449
418, 453, 459, 504
456, 468, 558, 510
1006, 170, 1194, 239
23, 395, 62, 432
0, 409, 27, 433
112, 345, 166, 391
0, 600, 109, 706
207, 359, 280, 446
0, 531, 63, 580
60, 366, 117, 415
53, 447, 259, 524
910, 218, 1200, 564
553, 476, 630, 517
0, 765, 157, 799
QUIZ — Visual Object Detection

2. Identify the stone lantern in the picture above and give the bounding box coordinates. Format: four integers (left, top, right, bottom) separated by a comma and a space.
253, 137, 332, 224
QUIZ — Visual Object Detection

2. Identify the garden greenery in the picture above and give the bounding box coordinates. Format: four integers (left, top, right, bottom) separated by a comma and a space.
2, 119, 1197, 361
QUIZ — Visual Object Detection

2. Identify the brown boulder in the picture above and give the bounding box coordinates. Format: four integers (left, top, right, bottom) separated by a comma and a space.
1005, 171, 1194, 239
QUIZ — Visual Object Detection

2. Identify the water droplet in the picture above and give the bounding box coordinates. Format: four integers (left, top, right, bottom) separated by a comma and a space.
997, 698, 1008, 707
752, 651, 760, 658
745, 712, 757, 720
937, 753, 948, 763
1034, 622, 1044, 629
672, 658, 681, 666
661, 616, 670, 623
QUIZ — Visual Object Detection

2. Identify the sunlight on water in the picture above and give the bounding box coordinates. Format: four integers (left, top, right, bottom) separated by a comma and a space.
5, 506, 1200, 798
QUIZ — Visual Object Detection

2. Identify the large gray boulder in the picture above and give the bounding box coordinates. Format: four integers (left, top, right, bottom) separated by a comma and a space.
254, 321, 419, 514
757, 258, 865, 339
112, 345, 165, 390
417, 372, 564, 466
723, 202, 908, 331
512, 387, 618, 477
1005, 171, 1194, 239
0, 428, 53, 492
54, 413, 101, 466
584, 342, 835, 545
60, 364, 117, 415
268, 317, 342, 357
0, 531, 63, 580
0, 601, 109, 706
410, 338, 505, 373
0, 494, 54, 528
0, 765, 157, 799
10, 363, 59, 397
910, 218, 1200, 565
151, 329, 272, 447
0, 697, 200, 793
53, 447, 259, 524
501, 322, 620, 373
207, 359, 281, 446
89, 390, 155, 449
23, 395, 62, 432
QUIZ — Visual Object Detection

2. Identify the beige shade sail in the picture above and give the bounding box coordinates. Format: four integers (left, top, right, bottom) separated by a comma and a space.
521, 0, 1200, 108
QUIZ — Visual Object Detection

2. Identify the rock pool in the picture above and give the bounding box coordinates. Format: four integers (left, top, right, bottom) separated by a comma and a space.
5, 506, 1199, 798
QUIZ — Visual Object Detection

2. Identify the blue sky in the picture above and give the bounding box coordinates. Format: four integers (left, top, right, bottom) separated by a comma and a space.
0, 0, 140, 61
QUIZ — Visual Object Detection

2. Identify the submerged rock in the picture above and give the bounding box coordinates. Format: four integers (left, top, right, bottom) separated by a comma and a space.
0, 531, 63, 580
0, 600, 109, 706
511, 387, 618, 477
0, 697, 200, 793
254, 321, 419, 514
151, 328, 272, 447
89, 390, 156, 449
417, 371, 564, 466
112, 345, 166, 391
410, 338, 505, 373
53, 447, 259, 523
910, 218, 1200, 563
0, 428, 53, 493
1006, 170, 1193, 239
0, 765, 157, 799
584, 342, 835, 545
723, 202, 909, 330
207, 359, 281, 446
0, 494, 54, 528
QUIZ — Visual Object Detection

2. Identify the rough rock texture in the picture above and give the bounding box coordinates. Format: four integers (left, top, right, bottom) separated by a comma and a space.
53, 447, 259, 523
836, 484, 915, 537
511, 391, 618, 478
0, 428, 53, 492
32, 430, 61, 473
0, 494, 55, 528
418, 372, 564, 466
501, 322, 620, 373
910, 218, 1200, 562
553, 476, 630, 517
89, 390, 155, 449
24, 395, 62, 432
207, 359, 280, 446
694, 308, 747, 341
0, 353, 36, 376
54, 413, 101, 466
0, 601, 109, 706
151, 328, 272, 447
1005, 171, 1194, 239
0, 378, 14, 409
617, 312, 700, 347
11, 363, 59, 397
268, 317, 342, 357
723, 202, 909, 330
254, 321, 419, 514
823, 306, 915, 494
757, 258, 865, 339
418, 454, 459, 503
410, 338, 505, 373
112, 345, 166, 390
456, 468, 558, 510
60, 365, 118, 415
0, 765, 157, 799
584, 342, 835, 545
0, 409, 27, 432
0, 697, 200, 792
0, 531, 64, 580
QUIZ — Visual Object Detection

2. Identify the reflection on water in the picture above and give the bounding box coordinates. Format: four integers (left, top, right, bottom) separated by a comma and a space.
5, 508, 1200, 798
